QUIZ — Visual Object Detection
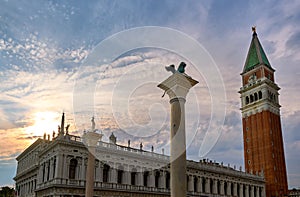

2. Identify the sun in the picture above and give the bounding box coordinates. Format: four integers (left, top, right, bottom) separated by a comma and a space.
25, 111, 60, 138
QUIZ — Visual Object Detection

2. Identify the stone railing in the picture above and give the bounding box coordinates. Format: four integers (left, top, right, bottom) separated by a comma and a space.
96, 141, 169, 161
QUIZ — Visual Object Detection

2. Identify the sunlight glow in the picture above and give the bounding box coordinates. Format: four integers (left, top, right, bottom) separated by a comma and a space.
25, 111, 59, 138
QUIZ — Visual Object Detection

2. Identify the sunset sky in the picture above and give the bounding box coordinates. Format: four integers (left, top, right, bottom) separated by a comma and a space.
0, 0, 299, 188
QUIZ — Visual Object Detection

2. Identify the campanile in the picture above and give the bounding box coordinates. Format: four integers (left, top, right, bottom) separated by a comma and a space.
239, 28, 288, 197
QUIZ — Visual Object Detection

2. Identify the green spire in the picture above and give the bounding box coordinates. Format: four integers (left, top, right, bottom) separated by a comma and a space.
243, 27, 272, 72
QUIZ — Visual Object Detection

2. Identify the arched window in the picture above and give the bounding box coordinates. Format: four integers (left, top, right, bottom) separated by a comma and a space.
210, 179, 213, 193
246, 96, 249, 104
237, 184, 240, 197
250, 95, 254, 103
217, 180, 221, 194
202, 178, 206, 193
258, 91, 262, 99
155, 171, 160, 188
166, 172, 170, 189
254, 92, 258, 101
143, 171, 149, 187
69, 158, 77, 179
186, 175, 189, 190
194, 176, 198, 192
224, 182, 227, 195
117, 169, 123, 184
131, 169, 137, 185
103, 164, 110, 183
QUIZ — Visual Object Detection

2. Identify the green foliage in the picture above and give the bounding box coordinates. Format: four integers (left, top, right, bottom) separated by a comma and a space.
0, 186, 15, 197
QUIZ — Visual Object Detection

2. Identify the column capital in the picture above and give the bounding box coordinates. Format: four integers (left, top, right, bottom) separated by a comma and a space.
82, 132, 102, 147
158, 72, 198, 101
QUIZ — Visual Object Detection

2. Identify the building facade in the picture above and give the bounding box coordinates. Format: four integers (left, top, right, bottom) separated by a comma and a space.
14, 117, 265, 197
239, 28, 288, 197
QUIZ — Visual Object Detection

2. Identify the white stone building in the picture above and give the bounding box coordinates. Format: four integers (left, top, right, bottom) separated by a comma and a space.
14, 116, 265, 197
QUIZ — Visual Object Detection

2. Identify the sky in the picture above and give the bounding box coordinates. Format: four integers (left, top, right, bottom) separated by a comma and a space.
0, 0, 299, 189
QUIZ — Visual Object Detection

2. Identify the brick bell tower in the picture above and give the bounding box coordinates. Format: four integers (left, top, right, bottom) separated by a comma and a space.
239, 27, 288, 197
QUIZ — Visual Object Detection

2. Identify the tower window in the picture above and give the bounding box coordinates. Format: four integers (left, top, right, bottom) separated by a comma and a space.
254, 92, 258, 101
250, 95, 254, 103
247, 149, 250, 153
258, 91, 262, 99
246, 138, 250, 142
248, 160, 251, 165
246, 127, 249, 131
246, 96, 249, 104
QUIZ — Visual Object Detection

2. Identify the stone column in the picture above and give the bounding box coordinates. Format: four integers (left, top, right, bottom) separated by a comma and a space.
227, 182, 232, 196
233, 182, 238, 196
111, 168, 117, 183
149, 171, 155, 187
55, 154, 63, 179
125, 171, 131, 185
158, 72, 198, 197
256, 186, 260, 197
220, 180, 225, 195
197, 177, 202, 193
213, 179, 218, 194
49, 159, 53, 180
239, 184, 244, 197
205, 178, 210, 194
137, 171, 144, 186
261, 187, 266, 197
250, 186, 255, 197
188, 175, 194, 192
82, 132, 102, 197
81, 157, 86, 180
63, 154, 68, 179
245, 185, 249, 197
159, 171, 166, 188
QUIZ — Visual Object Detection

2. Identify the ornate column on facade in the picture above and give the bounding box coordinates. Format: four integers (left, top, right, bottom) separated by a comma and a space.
110, 168, 117, 183
63, 154, 68, 179
220, 180, 225, 195
82, 117, 103, 197
239, 184, 244, 197
205, 178, 210, 194
227, 182, 232, 196
49, 158, 53, 180
158, 65, 198, 197
250, 185, 255, 197
245, 185, 249, 197
197, 176, 202, 193
124, 170, 130, 185
55, 153, 63, 179
233, 182, 238, 196
256, 186, 260, 197
80, 157, 86, 180
188, 175, 194, 192
149, 171, 155, 188
159, 171, 166, 188
213, 179, 218, 194
137, 170, 144, 186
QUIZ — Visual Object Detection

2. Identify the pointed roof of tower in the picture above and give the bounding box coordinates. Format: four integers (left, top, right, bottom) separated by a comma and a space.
243, 27, 272, 73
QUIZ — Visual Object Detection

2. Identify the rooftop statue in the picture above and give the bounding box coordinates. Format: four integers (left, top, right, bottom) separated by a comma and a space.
91, 116, 95, 132
165, 61, 186, 74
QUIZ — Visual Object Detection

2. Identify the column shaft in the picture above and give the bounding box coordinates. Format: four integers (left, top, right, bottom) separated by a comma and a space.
170, 98, 187, 197
85, 149, 96, 197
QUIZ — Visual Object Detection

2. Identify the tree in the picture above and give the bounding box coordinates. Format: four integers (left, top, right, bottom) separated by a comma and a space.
0, 186, 15, 197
